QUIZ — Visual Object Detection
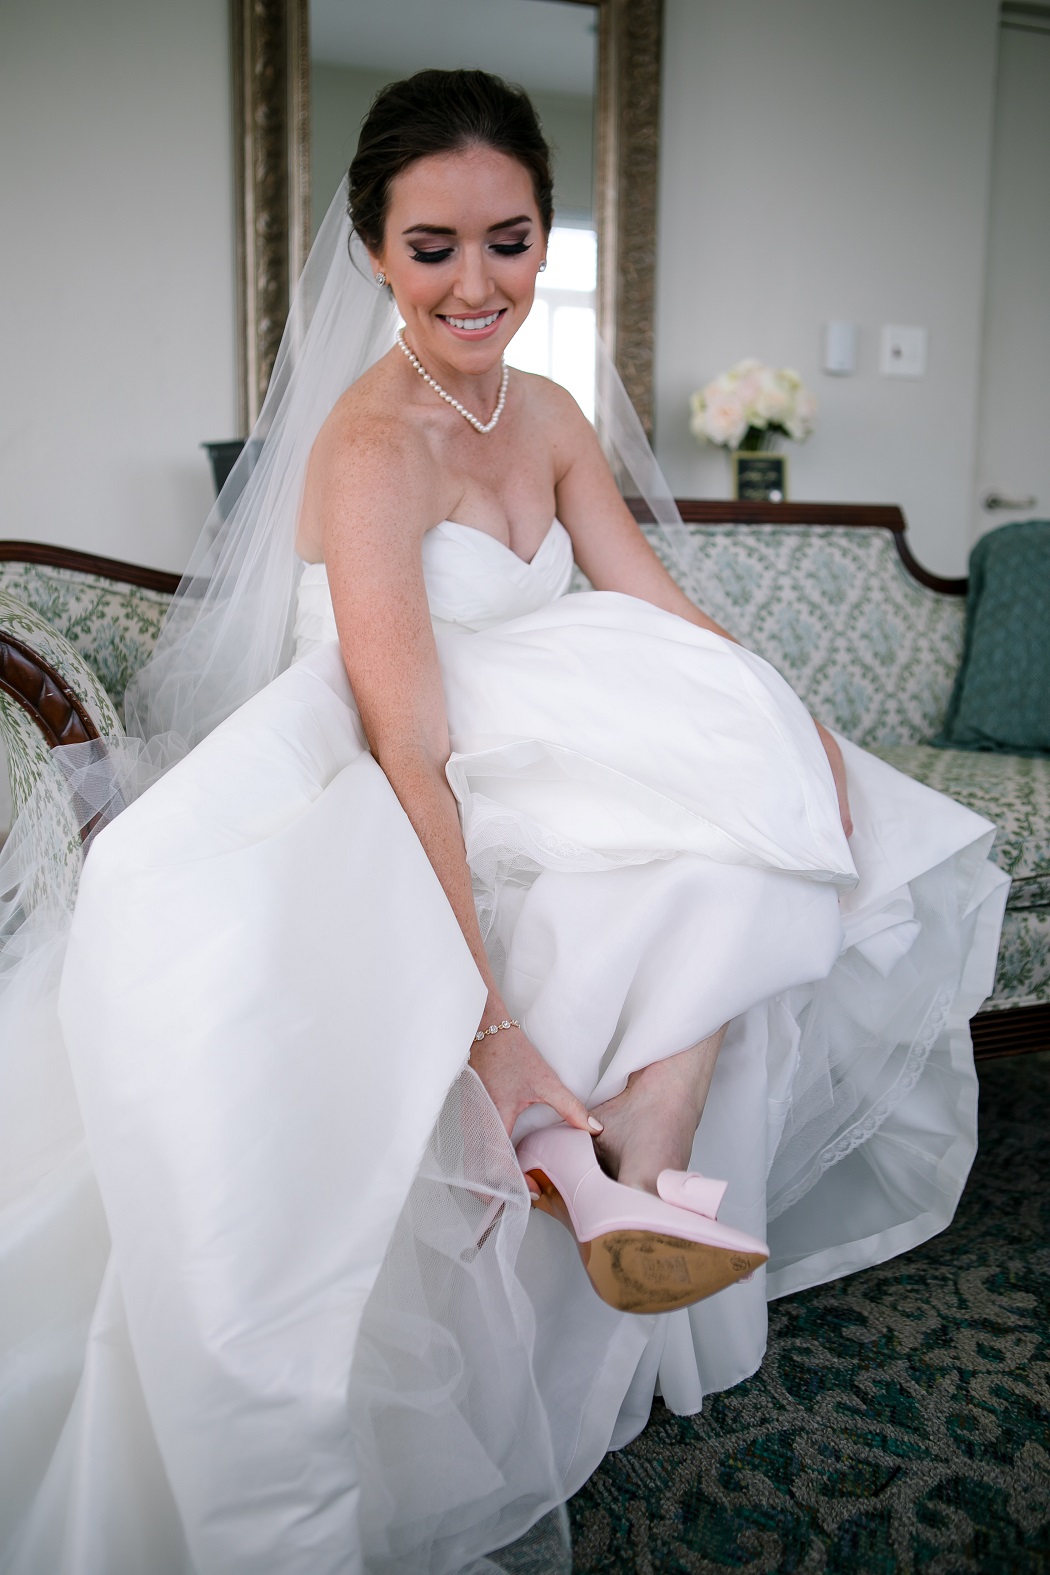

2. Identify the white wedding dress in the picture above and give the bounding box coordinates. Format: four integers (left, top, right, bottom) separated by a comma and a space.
1, 517, 1008, 1575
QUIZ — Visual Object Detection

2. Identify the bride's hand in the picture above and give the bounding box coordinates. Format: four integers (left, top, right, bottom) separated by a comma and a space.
814, 720, 853, 838
470, 1022, 601, 1187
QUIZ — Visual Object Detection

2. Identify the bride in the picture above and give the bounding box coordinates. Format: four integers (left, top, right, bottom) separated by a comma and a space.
1, 68, 1007, 1575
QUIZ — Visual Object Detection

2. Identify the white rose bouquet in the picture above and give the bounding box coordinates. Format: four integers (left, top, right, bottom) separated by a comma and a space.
689, 359, 816, 452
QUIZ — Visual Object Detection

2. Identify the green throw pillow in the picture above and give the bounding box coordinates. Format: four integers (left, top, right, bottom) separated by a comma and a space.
935, 519, 1050, 755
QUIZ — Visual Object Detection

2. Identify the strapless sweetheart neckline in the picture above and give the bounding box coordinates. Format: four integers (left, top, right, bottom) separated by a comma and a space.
299, 518, 563, 574
295, 517, 574, 642
431, 517, 562, 568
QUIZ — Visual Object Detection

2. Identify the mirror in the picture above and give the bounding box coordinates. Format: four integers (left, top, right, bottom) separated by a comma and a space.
310, 1, 599, 417
232, 0, 662, 434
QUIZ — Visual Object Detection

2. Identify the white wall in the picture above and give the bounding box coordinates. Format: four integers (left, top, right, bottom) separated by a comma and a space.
1, 0, 237, 574
654, 0, 1001, 577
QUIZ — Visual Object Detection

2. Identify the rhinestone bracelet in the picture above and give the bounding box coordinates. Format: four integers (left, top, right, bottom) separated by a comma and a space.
473, 1018, 521, 1044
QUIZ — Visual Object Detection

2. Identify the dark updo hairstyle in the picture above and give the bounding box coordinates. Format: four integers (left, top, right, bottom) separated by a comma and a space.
348, 68, 554, 255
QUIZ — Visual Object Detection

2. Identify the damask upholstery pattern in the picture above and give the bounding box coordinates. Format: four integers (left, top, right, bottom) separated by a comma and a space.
873, 746, 1050, 1012
0, 691, 83, 912
875, 746, 1050, 908
0, 590, 124, 913
0, 591, 121, 746
990, 911, 1050, 1014
0, 562, 170, 714
637, 524, 966, 749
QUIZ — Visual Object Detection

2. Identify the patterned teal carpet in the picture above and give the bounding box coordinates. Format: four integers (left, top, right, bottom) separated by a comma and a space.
568, 1052, 1050, 1574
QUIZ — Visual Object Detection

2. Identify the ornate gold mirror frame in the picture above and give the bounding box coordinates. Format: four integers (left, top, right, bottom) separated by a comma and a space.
232, 0, 663, 434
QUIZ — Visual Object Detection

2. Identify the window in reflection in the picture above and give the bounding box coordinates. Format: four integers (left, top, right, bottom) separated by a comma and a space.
508, 225, 597, 420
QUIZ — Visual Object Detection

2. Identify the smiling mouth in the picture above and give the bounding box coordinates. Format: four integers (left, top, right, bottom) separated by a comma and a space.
440, 310, 506, 332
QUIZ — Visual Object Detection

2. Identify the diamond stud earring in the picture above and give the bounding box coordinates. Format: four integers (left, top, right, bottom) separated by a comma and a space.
538, 260, 547, 272
375, 272, 386, 288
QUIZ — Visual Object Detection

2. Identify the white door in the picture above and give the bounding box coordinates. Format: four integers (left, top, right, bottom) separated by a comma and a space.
973, 12, 1050, 541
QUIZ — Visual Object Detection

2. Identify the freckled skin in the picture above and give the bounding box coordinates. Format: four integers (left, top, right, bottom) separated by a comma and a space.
295, 146, 852, 1188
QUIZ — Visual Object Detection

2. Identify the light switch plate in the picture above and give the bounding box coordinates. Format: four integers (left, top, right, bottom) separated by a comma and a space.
879, 325, 927, 378
823, 321, 857, 375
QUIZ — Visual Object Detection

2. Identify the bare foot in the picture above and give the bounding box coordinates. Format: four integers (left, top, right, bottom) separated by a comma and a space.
591, 1029, 726, 1193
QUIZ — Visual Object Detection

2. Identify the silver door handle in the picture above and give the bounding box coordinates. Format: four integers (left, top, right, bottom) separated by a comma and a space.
983, 491, 1037, 511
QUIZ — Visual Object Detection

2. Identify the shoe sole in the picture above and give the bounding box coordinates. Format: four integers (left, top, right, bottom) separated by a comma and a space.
526, 1166, 767, 1315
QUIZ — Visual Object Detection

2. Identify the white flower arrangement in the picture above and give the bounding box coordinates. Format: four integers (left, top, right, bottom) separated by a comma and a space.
689, 359, 817, 452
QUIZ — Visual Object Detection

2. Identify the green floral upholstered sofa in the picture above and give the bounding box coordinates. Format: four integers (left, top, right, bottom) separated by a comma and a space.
0, 547, 178, 913
2, 504, 1047, 1055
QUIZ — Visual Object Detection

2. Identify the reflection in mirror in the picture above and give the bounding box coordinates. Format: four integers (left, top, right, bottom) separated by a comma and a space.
234, 0, 661, 431
233, 0, 661, 434
309, 0, 599, 415
512, 226, 598, 419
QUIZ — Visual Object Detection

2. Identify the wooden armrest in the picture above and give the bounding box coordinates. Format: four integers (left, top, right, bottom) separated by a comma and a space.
0, 631, 100, 748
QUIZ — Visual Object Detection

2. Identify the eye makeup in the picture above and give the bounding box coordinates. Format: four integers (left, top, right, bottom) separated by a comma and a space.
408, 238, 532, 264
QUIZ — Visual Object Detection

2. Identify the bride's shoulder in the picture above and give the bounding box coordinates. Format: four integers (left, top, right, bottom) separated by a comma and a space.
298, 363, 438, 558
312, 363, 431, 480
513, 368, 588, 427
511, 370, 599, 480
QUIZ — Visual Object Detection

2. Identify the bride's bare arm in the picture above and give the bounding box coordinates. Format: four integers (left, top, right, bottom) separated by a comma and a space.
306, 407, 601, 1140
543, 384, 737, 638
541, 382, 852, 835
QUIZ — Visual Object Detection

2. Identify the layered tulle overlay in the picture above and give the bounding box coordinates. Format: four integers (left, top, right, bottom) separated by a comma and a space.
2, 518, 1007, 1574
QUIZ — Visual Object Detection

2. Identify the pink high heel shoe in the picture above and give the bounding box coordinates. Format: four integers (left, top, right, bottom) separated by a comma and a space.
516, 1123, 769, 1315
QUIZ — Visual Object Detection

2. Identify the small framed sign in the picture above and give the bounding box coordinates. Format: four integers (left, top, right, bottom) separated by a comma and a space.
733, 452, 788, 502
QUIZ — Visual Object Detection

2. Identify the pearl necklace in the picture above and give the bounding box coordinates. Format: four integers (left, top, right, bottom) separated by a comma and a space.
395, 329, 509, 434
